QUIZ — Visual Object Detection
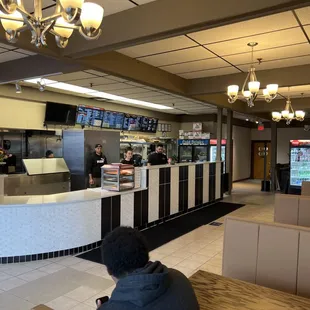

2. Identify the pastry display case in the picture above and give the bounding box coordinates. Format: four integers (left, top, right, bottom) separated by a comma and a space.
101, 164, 135, 191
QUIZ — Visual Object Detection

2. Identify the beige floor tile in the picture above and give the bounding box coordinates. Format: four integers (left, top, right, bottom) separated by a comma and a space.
69, 260, 98, 272
0, 292, 35, 310
85, 265, 109, 278
160, 255, 185, 267
174, 265, 198, 278
72, 303, 94, 310
200, 263, 222, 275
0, 271, 12, 282
38, 263, 66, 274
56, 256, 85, 267
1, 264, 34, 276
65, 285, 102, 302
17, 270, 48, 282
149, 251, 167, 261
0, 277, 27, 291
23, 260, 53, 269
83, 290, 109, 306
188, 254, 213, 264
176, 259, 204, 270
46, 296, 79, 310
170, 249, 192, 259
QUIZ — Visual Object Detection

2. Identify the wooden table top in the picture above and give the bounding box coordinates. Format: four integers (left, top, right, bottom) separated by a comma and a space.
190, 270, 310, 310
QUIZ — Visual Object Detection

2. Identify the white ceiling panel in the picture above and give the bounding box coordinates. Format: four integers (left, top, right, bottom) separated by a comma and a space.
91, 0, 135, 17
90, 83, 136, 91
278, 85, 310, 97
105, 75, 128, 82
134, 0, 156, 4
295, 6, 310, 25
138, 46, 215, 67
0, 48, 7, 54
52, 72, 94, 82
21, 0, 55, 13
83, 70, 108, 76
123, 91, 160, 99
69, 77, 118, 87
303, 25, 310, 41
237, 55, 310, 72
161, 57, 229, 74
188, 11, 298, 45
118, 36, 198, 58
15, 49, 36, 56
42, 6, 57, 18
0, 51, 28, 63
224, 43, 310, 66
207, 28, 306, 56
104, 88, 149, 96
0, 43, 15, 50
179, 67, 239, 79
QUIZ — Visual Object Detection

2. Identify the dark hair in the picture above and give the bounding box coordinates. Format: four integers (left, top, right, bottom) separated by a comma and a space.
125, 147, 133, 153
101, 226, 149, 278
45, 150, 53, 158
157, 143, 164, 148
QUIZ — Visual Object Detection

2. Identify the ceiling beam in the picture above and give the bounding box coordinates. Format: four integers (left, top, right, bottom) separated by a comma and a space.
0, 55, 84, 84
63, 0, 309, 58
188, 64, 310, 95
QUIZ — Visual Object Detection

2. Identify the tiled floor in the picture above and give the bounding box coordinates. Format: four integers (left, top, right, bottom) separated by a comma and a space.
0, 180, 275, 310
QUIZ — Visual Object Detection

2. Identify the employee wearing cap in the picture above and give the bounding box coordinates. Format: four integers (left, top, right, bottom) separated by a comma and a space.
87, 144, 108, 187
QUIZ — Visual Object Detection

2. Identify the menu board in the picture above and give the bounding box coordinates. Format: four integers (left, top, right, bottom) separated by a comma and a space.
102, 111, 124, 129
141, 117, 158, 133
91, 107, 105, 127
290, 140, 310, 187
76, 106, 94, 126
123, 114, 143, 131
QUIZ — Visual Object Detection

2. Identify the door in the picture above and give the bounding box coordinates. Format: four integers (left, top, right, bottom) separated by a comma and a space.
178, 146, 193, 162
193, 146, 208, 162
252, 142, 271, 179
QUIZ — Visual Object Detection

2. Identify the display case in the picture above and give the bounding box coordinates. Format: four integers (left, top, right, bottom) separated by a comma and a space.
101, 164, 135, 191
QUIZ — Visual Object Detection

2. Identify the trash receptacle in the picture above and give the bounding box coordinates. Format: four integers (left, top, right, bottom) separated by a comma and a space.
261, 180, 271, 192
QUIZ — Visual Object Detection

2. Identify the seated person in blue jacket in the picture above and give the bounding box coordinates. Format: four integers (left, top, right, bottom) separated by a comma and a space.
97, 226, 199, 310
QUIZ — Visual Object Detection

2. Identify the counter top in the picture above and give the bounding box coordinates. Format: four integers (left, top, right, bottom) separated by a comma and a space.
0, 187, 147, 207
142, 161, 221, 170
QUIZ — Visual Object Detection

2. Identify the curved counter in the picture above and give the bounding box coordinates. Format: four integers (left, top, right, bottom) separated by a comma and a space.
0, 161, 226, 264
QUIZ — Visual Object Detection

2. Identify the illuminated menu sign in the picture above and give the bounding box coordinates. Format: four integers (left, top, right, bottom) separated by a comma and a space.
102, 111, 125, 129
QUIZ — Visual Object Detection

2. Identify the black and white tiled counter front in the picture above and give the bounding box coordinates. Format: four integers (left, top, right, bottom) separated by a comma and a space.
0, 162, 228, 264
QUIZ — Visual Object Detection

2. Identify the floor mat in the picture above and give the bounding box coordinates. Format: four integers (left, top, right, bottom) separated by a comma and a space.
77, 202, 244, 264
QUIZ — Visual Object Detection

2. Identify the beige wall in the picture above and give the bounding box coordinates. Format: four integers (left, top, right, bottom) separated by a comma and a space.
251, 127, 310, 164
0, 84, 180, 137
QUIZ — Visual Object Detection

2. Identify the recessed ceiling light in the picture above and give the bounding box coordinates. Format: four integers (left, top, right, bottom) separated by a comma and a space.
24, 78, 173, 110
255, 121, 259, 124
245, 118, 249, 121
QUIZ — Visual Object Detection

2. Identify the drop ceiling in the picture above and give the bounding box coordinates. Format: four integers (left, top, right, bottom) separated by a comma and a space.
23, 70, 216, 115
118, 7, 310, 79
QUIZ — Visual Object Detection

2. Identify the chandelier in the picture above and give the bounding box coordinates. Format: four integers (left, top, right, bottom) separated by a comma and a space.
227, 42, 278, 107
0, 0, 104, 48
272, 88, 305, 125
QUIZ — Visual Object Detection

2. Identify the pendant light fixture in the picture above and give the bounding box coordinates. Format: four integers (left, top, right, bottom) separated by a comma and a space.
272, 88, 305, 125
227, 42, 278, 107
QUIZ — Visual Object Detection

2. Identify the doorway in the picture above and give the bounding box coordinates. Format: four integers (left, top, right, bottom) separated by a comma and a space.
252, 141, 271, 179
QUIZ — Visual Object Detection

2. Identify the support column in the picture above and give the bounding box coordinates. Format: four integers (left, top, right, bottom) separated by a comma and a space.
226, 109, 233, 194
271, 122, 278, 192
216, 107, 223, 161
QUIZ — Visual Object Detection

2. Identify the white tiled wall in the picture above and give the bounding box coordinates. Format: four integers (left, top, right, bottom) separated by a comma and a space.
120, 193, 134, 227
148, 169, 159, 222
0, 199, 101, 257
188, 165, 196, 209
203, 163, 210, 204
170, 167, 179, 215
216, 162, 222, 199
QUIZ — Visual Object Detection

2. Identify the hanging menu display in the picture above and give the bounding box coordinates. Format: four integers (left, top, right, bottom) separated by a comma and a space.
290, 140, 310, 187
141, 117, 158, 133
76, 106, 95, 126
123, 114, 143, 131
102, 111, 125, 129
91, 107, 105, 127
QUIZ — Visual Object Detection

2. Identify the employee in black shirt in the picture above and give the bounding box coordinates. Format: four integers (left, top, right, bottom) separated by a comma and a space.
121, 147, 134, 165
147, 143, 168, 166
87, 144, 108, 187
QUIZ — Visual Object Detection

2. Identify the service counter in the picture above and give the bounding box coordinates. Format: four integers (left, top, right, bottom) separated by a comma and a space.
0, 161, 227, 264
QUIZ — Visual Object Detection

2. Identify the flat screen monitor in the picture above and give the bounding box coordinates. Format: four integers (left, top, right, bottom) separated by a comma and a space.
102, 111, 125, 129
123, 114, 142, 131
76, 105, 104, 127
45, 102, 77, 126
141, 117, 158, 133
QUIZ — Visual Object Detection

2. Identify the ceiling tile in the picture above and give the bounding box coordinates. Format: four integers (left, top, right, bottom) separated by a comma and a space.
42, 5, 57, 18
125, 81, 146, 87
224, 43, 310, 65
303, 25, 310, 41
103, 88, 148, 96
21, 0, 55, 13
118, 36, 198, 58
105, 75, 128, 82
52, 71, 94, 82
91, 0, 135, 17
83, 69, 108, 76
15, 49, 36, 55
188, 11, 298, 45
0, 43, 15, 50
134, 0, 156, 4
237, 55, 310, 71
0, 48, 7, 54
138, 46, 215, 67
179, 67, 239, 79
0, 51, 28, 63
70, 77, 118, 87
161, 57, 230, 74
90, 83, 136, 91
125, 91, 159, 99
207, 28, 307, 56
295, 6, 310, 25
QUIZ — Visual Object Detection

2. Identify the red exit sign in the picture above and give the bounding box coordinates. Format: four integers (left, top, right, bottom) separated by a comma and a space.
258, 124, 265, 131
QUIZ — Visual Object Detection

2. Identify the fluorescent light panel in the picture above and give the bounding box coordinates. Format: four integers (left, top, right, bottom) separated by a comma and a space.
25, 78, 173, 110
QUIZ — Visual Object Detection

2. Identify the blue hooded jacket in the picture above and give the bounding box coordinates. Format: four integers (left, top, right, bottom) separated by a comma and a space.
99, 261, 199, 309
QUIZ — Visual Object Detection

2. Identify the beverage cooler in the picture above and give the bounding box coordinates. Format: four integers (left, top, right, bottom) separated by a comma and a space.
290, 140, 310, 187
209, 139, 227, 172
178, 139, 209, 163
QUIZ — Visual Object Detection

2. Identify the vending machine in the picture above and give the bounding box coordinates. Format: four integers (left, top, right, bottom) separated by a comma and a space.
178, 139, 209, 163
209, 139, 227, 172
290, 140, 310, 187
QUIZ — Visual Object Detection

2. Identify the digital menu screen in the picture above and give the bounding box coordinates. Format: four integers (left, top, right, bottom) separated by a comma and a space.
102, 111, 125, 129
76, 106, 104, 127
123, 114, 142, 131
141, 117, 158, 133
76, 106, 94, 126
